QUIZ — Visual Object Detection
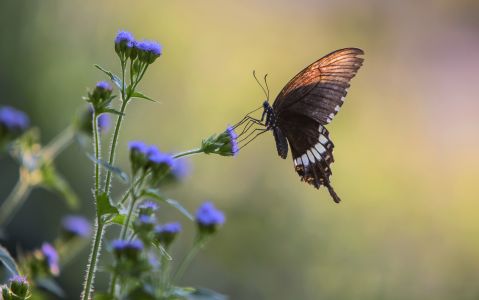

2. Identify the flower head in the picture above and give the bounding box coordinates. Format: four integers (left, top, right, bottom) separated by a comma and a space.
77, 105, 111, 136
154, 222, 182, 247
201, 125, 239, 157
88, 81, 114, 112
138, 200, 159, 216
97, 113, 111, 132
136, 40, 162, 64
0, 106, 30, 145
112, 239, 144, 261
196, 202, 225, 234
128, 141, 149, 175
134, 214, 156, 236
115, 30, 135, 57
61, 215, 92, 239
2, 275, 30, 299
41, 243, 59, 276
96, 81, 112, 91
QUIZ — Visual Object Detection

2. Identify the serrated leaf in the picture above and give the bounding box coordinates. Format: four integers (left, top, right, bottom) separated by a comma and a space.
0, 245, 19, 276
97, 192, 119, 217
131, 91, 158, 102
36, 278, 65, 298
86, 153, 129, 183
187, 288, 228, 300
94, 65, 123, 89
142, 189, 193, 221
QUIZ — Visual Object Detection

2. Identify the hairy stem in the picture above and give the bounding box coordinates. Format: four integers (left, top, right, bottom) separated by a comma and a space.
173, 148, 203, 159
93, 114, 101, 196
173, 235, 207, 283
81, 219, 105, 300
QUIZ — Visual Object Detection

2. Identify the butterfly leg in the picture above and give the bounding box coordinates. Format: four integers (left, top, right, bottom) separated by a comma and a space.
238, 128, 269, 150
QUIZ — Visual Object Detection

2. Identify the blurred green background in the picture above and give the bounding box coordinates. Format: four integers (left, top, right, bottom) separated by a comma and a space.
1, 0, 479, 299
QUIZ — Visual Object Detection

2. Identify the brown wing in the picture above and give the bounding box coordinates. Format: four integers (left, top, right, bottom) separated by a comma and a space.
273, 48, 364, 125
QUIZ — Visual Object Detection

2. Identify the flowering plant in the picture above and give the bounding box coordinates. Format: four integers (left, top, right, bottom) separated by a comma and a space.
0, 30, 238, 299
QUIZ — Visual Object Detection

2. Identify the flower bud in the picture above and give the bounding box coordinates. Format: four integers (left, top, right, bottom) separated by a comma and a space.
114, 30, 136, 59
0, 106, 30, 147
202, 126, 239, 157
138, 201, 159, 217
195, 202, 225, 235
41, 243, 60, 276
128, 141, 149, 175
61, 215, 92, 241
112, 239, 144, 262
87, 81, 114, 112
133, 215, 156, 237
9, 275, 30, 299
154, 222, 182, 247
77, 105, 111, 136
136, 40, 162, 64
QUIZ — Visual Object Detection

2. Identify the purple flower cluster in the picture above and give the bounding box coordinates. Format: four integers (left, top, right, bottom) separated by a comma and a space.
112, 239, 144, 261
225, 126, 239, 156
0, 106, 30, 131
128, 141, 175, 179
96, 81, 112, 91
61, 215, 92, 238
196, 202, 225, 233
41, 243, 59, 276
114, 30, 162, 64
138, 200, 159, 216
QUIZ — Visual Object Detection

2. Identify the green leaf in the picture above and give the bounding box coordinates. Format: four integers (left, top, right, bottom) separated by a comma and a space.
36, 278, 65, 298
86, 153, 129, 183
97, 192, 119, 217
142, 189, 193, 221
40, 164, 79, 208
94, 64, 122, 89
131, 91, 158, 102
0, 245, 19, 276
108, 213, 127, 226
187, 288, 228, 300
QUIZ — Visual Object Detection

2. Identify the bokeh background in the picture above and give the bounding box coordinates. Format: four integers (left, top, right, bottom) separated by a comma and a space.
1, 0, 479, 299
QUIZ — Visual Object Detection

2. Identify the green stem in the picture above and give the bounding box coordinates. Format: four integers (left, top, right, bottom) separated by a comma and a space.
81, 219, 105, 300
160, 247, 172, 294
0, 178, 32, 226
93, 114, 101, 195
103, 99, 128, 194
173, 235, 208, 283
173, 148, 203, 159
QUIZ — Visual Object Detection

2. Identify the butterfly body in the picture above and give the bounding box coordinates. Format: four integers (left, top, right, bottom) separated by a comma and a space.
260, 48, 364, 203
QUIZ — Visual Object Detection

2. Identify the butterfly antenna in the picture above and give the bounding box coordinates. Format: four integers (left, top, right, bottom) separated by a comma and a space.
253, 70, 268, 99
263, 73, 270, 101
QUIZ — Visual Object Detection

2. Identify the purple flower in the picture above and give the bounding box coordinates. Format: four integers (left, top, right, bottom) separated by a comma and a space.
115, 30, 135, 46
136, 40, 162, 64
129, 140, 148, 153
9, 275, 27, 284
138, 200, 159, 216
154, 222, 182, 246
0, 106, 30, 131
148, 152, 174, 168
61, 215, 92, 238
196, 202, 225, 234
112, 239, 144, 261
96, 81, 112, 91
41, 243, 59, 276
155, 222, 182, 234
225, 126, 239, 156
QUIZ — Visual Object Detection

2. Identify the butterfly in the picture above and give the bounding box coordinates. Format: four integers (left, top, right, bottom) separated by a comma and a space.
234, 48, 364, 203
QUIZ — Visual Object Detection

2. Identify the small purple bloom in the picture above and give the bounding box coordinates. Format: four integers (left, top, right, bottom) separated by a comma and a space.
148, 152, 174, 167
196, 202, 225, 227
115, 30, 135, 45
96, 81, 112, 91
138, 214, 156, 225
41, 243, 59, 276
155, 222, 182, 235
0, 106, 30, 130
138, 200, 159, 214
112, 239, 143, 251
111, 239, 128, 251
226, 126, 239, 156
136, 40, 162, 56
128, 140, 148, 153
146, 145, 161, 157
61, 215, 92, 238
9, 275, 27, 284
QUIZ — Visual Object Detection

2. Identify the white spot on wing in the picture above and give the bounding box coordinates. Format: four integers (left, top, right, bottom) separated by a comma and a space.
335, 105, 340, 112
340, 96, 345, 102
328, 113, 335, 119
311, 147, 322, 160
319, 135, 328, 145
307, 150, 315, 163
315, 143, 326, 154
295, 157, 302, 165
301, 154, 309, 167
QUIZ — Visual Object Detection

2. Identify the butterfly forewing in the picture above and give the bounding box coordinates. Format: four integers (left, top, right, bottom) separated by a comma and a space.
271, 48, 364, 202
